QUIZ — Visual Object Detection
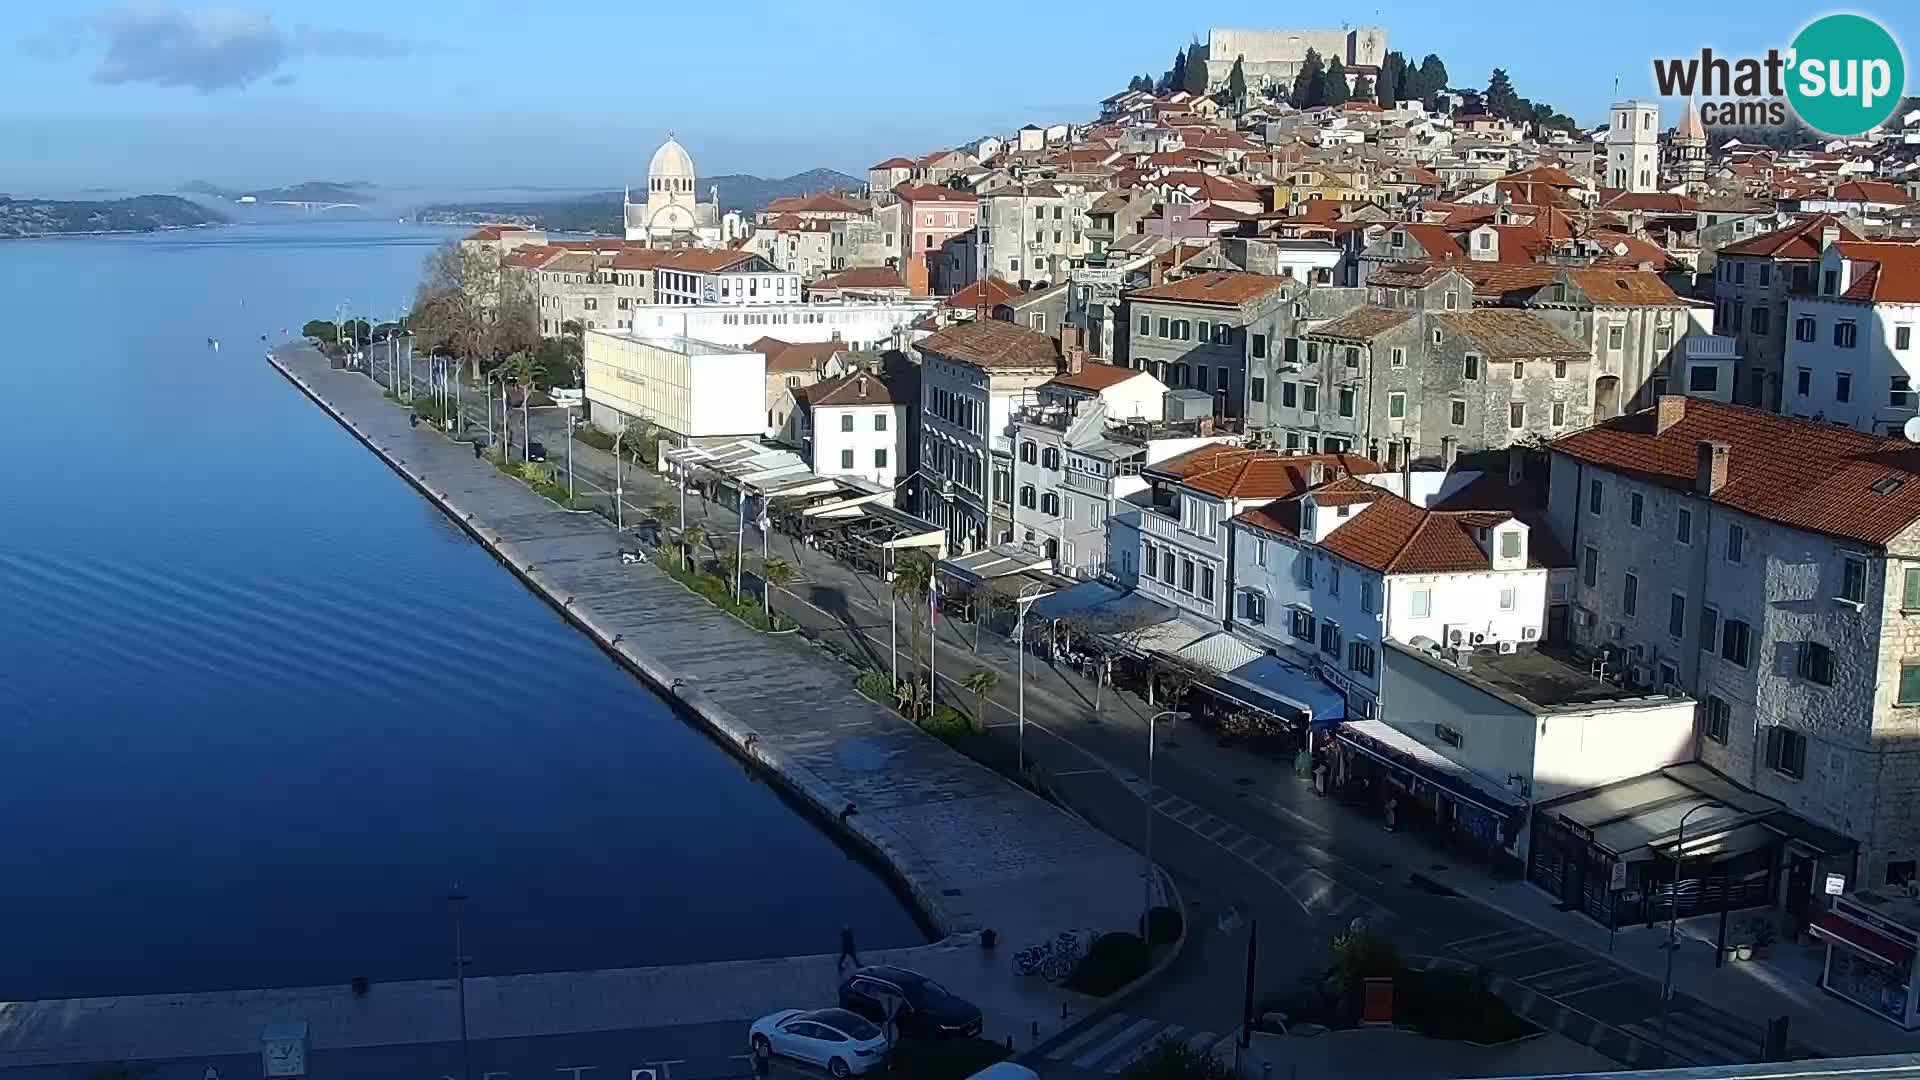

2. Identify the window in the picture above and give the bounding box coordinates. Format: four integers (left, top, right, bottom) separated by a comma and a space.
1509, 402, 1525, 429
1329, 564, 1342, 596
1030, 312, 1047, 332
840, 449, 854, 468
1721, 618, 1752, 667
1361, 579, 1378, 614
1391, 347, 1405, 367
1385, 392, 1406, 420
1041, 492, 1059, 516
840, 413, 855, 432
1499, 586, 1517, 611
1195, 367, 1209, 392
1835, 320, 1858, 348
1464, 353, 1480, 380
1181, 557, 1195, 594
1552, 402, 1566, 427
1042, 447, 1060, 470
1290, 607, 1316, 641
1751, 307, 1770, 335
1608, 325, 1625, 350
1703, 696, 1731, 744
1904, 566, 1920, 609
1281, 381, 1297, 408
1302, 384, 1318, 411
1690, 366, 1719, 392
1250, 377, 1266, 403
1668, 592, 1686, 638
1764, 727, 1808, 779
1629, 492, 1644, 527
1512, 361, 1525, 380
1900, 326, 1914, 351
1450, 399, 1466, 426
1622, 572, 1638, 616
1201, 566, 1216, 601
875, 413, 888, 432
1243, 590, 1267, 624
1842, 556, 1868, 603
1837, 372, 1853, 403
1197, 320, 1211, 342
1797, 368, 1812, 397
1348, 641, 1376, 677
1726, 523, 1745, 563
1138, 314, 1151, 336
1162, 550, 1175, 584
1700, 604, 1720, 654
1903, 662, 1920, 705
1019, 440, 1036, 465
1338, 387, 1356, 418
1345, 347, 1360, 370
1888, 861, 1918, 887
1589, 480, 1604, 515
1320, 621, 1343, 658
1894, 376, 1916, 408
1158, 317, 1169, 338
1252, 333, 1268, 359
1798, 641, 1836, 686
1018, 484, 1035, 509
1794, 316, 1816, 343
1733, 261, 1747, 284
1582, 544, 1600, 588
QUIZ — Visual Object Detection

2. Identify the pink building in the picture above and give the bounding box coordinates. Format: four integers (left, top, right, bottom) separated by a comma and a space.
894, 184, 978, 296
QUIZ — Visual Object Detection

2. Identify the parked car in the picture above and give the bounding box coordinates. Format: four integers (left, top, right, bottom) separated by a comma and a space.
526, 441, 547, 462
837, 965, 983, 1039
748, 1007, 887, 1077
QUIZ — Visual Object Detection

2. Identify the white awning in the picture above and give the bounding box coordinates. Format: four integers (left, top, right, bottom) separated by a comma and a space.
1175, 632, 1263, 674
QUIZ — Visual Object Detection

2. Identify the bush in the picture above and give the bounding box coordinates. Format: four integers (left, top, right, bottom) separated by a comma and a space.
575, 426, 615, 452
1397, 968, 1537, 1044
1067, 931, 1150, 995
1144, 904, 1183, 946
920, 705, 972, 741
885, 1036, 1008, 1080
1121, 1035, 1236, 1080
855, 672, 893, 703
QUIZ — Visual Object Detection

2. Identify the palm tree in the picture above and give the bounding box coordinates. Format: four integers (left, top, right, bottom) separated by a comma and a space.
761, 556, 795, 622
497, 351, 546, 462
680, 524, 706, 572
718, 547, 742, 599
891, 553, 933, 665
894, 678, 930, 721
960, 669, 1000, 732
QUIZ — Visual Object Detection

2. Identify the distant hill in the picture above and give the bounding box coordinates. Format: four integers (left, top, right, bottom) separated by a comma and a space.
0, 194, 228, 239
413, 169, 865, 232
179, 180, 374, 203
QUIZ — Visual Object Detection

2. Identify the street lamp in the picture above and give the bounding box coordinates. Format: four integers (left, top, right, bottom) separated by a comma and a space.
1013, 582, 1048, 777
1144, 709, 1187, 931
563, 406, 577, 498
1658, 799, 1726, 1064
448, 885, 473, 1080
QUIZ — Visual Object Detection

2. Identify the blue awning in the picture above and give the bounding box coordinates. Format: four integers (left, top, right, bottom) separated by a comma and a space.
1030, 579, 1126, 620
1211, 654, 1348, 728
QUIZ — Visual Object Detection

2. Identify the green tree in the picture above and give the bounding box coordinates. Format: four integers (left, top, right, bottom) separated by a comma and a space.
496, 350, 545, 462
1323, 57, 1350, 106
1377, 50, 1406, 107
1413, 53, 1449, 109
890, 553, 933, 671
1121, 1036, 1236, 1080
302, 319, 338, 344
960, 668, 1000, 732
1485, 67, 1522, 120
760, 556, 794, 622
650, 498, 678, 530
1352, 75, 1375, 101
1226, 55, 1247, 106
680, 523, 706, 572
1181, 40, 1210, 96
1291, 48, 1325, 107
1160, 48, 1185, 94
718, 547, 742, 600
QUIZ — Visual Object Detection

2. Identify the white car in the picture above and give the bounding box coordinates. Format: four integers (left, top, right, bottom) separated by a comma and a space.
749, 1007, 888, 1077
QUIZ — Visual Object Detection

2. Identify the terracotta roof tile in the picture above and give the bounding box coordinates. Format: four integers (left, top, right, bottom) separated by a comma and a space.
942, 276, 1023, 310
1561, 268, 1685, 306
1719, 214, 1860, 259
806, 371, 900, 407
1309, 307, 1414, 341
919, 318, 1060, 371
1046, 362, 1145, 393
1162, 451, 1382, 499
893, 184, 978, 204
1552, 396, 1920, 547
1130, 270, 1289, 306
809, 266, 907, 292
1432, 310, 1585, 359
752, 337, 842, 373
1834, 241, 1920, 304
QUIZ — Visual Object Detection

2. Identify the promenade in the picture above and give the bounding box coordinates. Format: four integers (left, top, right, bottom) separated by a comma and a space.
0, 345, 1146, 1073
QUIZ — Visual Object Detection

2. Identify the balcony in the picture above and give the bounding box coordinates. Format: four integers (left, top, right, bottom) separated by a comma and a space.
1064, 470, 1109, 497
1015, 402, 1076, 431
1140, 506, 1183, 541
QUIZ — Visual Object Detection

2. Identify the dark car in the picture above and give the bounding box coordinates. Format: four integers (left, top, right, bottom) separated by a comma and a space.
526, 441, 548, 462
837, 966, 982, 1040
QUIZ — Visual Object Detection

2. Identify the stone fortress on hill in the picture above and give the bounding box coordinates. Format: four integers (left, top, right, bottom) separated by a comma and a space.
1202, 26, 1390, 92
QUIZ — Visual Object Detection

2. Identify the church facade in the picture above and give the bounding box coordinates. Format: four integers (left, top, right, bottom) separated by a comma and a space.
624, 135, 735, 247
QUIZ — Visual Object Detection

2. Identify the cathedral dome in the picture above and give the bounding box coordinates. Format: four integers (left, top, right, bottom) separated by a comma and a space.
649, 136, 695, 187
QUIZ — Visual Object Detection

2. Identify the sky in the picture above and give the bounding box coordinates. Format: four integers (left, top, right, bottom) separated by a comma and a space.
3, 0, 1916, 194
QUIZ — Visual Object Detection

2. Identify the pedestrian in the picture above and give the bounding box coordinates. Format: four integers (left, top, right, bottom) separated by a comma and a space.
838, 925, 861, 974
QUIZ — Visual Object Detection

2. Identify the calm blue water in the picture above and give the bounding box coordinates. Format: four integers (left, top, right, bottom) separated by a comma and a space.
0, 222, 921, 1000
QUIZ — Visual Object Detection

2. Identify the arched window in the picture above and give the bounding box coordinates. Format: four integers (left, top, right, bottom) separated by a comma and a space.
1019, 441, 1037, 465
1019, 484, 1036, 509
1041, 447, 1061, 470
1041, 492, 1060, 516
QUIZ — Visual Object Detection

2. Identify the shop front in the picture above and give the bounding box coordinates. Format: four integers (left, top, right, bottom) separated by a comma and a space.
1333, 719, 1525, 866
1813, 889, 1920, 1028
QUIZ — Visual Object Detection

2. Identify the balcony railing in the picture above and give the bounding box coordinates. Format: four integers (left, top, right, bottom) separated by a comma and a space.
1064, 470, 1108, 496
1015, 403, 1075, 431
1140, 507, 1183, 541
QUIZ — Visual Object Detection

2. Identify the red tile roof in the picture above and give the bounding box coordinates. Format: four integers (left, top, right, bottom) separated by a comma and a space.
750, 337, 842, 373
1160, 450, 1382, 499
1833, 241, 1920, 304
1432, 310, 1585, 358
919, 318, 1060, 371
804, 371, 900, 407
1130, 270, 1290, 306
1560, 268, 1686, 307
871, 157, 916, 169
1553, 396, 1920, 547
1046, 362, 1146, 393
1309, 307, 1414, 341
809, 266, 907, 292
893, 184, 977, 204
942, 276, 1023, 310
1719, 214, 1860, 260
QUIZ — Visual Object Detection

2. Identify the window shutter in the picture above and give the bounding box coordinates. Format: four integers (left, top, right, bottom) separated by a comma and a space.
1764, 728, 1782, 771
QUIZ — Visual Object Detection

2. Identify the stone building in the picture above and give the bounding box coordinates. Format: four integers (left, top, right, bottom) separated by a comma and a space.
1123, 271, 1293, 419
1203, 27, 1389, 93
1714, 215, 1862, 411
1548, 395, 1920, 889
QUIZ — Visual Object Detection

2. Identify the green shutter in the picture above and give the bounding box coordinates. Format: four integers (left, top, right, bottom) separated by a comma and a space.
1902, 664, 1920, 705
1904, 567, 1920, 610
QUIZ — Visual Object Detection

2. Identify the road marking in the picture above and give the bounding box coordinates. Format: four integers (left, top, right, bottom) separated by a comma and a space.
1073, 1017, 1160, 1069
1045, 1013, 1131, 1060
1106, 1024, 1181, 1073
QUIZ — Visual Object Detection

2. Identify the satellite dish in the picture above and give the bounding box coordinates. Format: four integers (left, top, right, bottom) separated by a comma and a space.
1903, 416, 1920, 444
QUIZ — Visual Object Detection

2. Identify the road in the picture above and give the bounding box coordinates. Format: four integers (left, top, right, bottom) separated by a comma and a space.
377, 361, 1811, 1075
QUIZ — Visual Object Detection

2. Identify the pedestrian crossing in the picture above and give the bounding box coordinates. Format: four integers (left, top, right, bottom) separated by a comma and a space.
1619, 1012, 1767, 1066
1147, 790, 1386, 925
1042, 1010, 1236, 1074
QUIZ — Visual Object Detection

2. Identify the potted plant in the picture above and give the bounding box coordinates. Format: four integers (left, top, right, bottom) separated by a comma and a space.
1751, 918, 1777, 960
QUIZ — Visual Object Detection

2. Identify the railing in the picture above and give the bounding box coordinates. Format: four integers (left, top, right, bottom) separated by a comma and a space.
1015, 403, 1074, 431
1064, 470, 1108, 496
1139, 508, 1183, 541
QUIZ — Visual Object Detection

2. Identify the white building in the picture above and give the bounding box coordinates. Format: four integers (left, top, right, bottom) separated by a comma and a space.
1549, 394, 1920, 889
583, 330, 765, 443
1227, 475, 1552, 719
1783, 238, 1920, 435
617, 301, 935, 352
624, 135, 730, 247
1604, 100, 1660, 194
783, 371, 908, 488
649, 250, 800, 306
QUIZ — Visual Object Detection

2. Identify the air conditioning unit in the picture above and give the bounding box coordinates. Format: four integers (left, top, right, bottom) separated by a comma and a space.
1521, 626, 1539, 640
1630, 664, 1652, 688
1498, 640, 1519, 655
1611, 622, 1626, 639
1470, 631, 1489, 646
1573, 608, 1594, 628
1444, 624, 1471, 648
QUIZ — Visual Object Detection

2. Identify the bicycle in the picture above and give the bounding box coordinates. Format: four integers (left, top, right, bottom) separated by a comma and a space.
1012, 930, 1086, 981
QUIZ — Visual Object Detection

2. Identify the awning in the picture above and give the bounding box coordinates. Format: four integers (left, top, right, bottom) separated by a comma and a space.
1813, 910, 1916, 969
1216, 654, 1347, 728
1031, 579, 1126, 620
1117, 618, 1209, 657
1336, 719, 1524, 819
1175, 632, 1263, 674
940, 543, 1052, 586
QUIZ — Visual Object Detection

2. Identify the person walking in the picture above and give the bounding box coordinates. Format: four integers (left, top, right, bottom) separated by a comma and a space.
837, 926, 862, 974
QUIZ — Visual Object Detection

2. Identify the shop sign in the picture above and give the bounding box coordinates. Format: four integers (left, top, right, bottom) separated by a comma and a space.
1610, 861, 1629, 891
1826, 873, 1847, 896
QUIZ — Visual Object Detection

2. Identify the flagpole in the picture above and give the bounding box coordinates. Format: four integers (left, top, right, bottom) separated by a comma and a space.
929, 575, 938, 713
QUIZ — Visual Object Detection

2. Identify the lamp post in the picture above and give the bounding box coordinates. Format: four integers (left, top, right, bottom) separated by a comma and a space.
1144, 709, 1186, 930
1658, 799, 1726, 1064
1014, 582, 1047, 777
564, 407, 577, 498
613, 428, 627, 533
448, 885, 472, 1080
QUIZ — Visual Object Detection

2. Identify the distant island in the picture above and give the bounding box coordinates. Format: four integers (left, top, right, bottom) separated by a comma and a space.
415, 169, 864, 231
0, 195, 228, 239
179, 179, 374, 204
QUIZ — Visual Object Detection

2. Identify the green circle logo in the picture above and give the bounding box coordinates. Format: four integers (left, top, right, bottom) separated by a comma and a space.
1787, 14, 1906, 136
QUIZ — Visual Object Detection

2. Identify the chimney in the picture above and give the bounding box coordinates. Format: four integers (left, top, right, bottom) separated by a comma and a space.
1507, 446, 1525, 487
1695, 440, 1730, 496
1402, 437, 1415, 500
1655, 394, 1687, 435
1309, 461, 1328, 486
857, 375, 869, 399
1819, 223, 1840, 251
